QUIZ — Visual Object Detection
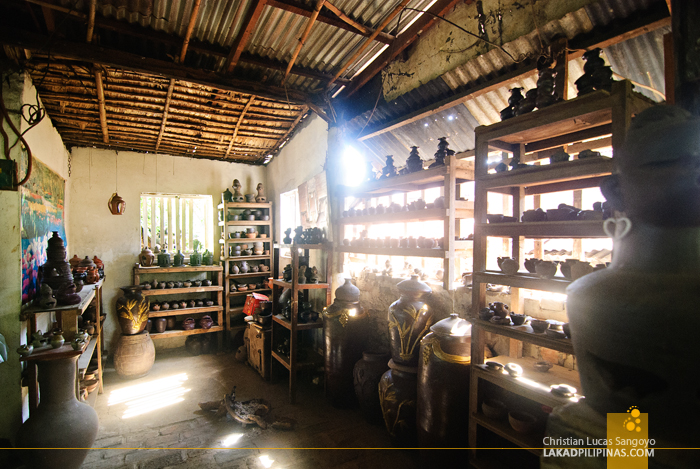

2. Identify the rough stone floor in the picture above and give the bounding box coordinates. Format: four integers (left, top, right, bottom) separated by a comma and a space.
80, 348, 423, 469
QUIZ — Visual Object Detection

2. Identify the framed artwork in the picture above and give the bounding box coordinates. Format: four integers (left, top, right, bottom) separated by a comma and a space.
298, 171, 327, 229
20, 158, 66, 305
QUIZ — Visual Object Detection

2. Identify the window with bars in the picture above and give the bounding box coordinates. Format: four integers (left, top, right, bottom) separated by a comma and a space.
140, 193, 213, 254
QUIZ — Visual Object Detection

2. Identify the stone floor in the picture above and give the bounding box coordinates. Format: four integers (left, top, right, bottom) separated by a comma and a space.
79, 347, 424, 469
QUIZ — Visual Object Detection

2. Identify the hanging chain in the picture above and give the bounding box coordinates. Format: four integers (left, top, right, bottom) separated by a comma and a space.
68, 152, 72, 177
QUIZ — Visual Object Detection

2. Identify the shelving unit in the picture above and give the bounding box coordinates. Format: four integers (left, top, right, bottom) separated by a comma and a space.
468, 80, 654, 466
270, 243, 331, 403
133, 265, 224, 348
217, 201, 274, 337
20, 280, 104, 410
334, 152, 475, 289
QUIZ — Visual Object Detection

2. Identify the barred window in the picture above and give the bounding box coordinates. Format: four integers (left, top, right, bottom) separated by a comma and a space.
140, 193, 213, 254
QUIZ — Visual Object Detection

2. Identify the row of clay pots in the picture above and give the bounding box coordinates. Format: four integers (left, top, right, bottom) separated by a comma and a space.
342, 197, 446, 218
148, 315, 214, 333
344, 236, 444, 249
140, 279, 213, 289
150, 299, 214, 311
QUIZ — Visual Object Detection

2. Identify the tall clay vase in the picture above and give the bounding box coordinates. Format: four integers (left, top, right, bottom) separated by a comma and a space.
353, 352, 390, 424
116, 286, 149, 335
16, 355, 99, 469
388, 275, 433, 367
379, 362, 418, 447
322, 278, 369, 407
114, 331, 156, 379
417, 314, 472, 458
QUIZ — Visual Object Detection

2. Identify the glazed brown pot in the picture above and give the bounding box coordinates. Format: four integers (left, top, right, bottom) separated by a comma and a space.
353, 352, 390, 424
379, 361, 418, 447
388, 275, 433, 367
16, 355, 99, 468
153, 318, 166, 333
113, 331, 155, 379
166, 317, 176, 330
116, 286, 149, 335
322, 278, 369, 408
139, 247, 155, 266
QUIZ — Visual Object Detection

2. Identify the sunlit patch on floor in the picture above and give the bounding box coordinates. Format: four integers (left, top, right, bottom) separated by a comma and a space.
259, 455, 275, 468
108, 373, 190, 419
221, 433, 244, 447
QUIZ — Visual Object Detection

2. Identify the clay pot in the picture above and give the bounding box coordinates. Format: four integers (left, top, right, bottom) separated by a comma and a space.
166, 317, 176, 330
108, 192, 126, 215
323, 278, 369, 408
354, 352, 390, 424
16, 355, 99, 468
174, 250, 185, 267
139, 247, 155, 267
570, 261, 594, 280
388, 275, 433, 367
157, 252, 171, 267
69, 255, 81, 271
116, 286, 149, 335
379, 363, 418, 447
145, 319, 152, 333
199, 315, 214, 330
240, 261, 249, 273
182, 318, 195, 330
535, 261, 558, 279
41, 232, 74, 294
497, 257, 519, 275
86, 267, 100, 284
113, 331, 155, 379
153, 318, 166, 333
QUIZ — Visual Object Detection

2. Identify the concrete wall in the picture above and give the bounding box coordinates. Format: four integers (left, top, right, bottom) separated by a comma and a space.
0, 71, 69, 439
67, 149, 266, 352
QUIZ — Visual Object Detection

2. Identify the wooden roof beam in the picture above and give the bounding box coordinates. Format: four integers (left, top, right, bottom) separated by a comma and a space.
225, 0, 268, 73
323, 1, 368, 35
340, 0, 462, 98
267, 0, 393, 45
327, 0, 411, 89
86, 0, 96, 42
263, 105, 308, 162
93, 68, 109, 143
225, 95, 255, 159
283, 0, 325, 85
180, 0, 202, 63
155, 79, 176, 151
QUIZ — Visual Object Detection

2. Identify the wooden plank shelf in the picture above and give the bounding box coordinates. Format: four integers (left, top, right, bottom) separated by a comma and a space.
150, 325, 224, 339
21, 280, 101, 320
223, 255, 272, 261
226, 272, 272, 279
227, 288, 271, 297
278, 243, 331, 250
472, 356, 581, 408
218, 202, 272, 209
473, 271, 570, 294
219, 220, 271, 226
472, 319, 574, 354
471, 412, 542, 455
271, 279, 330, 290
220, 238, 272, 244
134, 266, 222, 274
77, 335, 98, 371
140, 286, 223, 296
478, 220, 606, 238
336, 245, 448, 258
21, 342, 84, 362
273, 314, 323, 331
479, 157, 613, 190
337, 207, 446, 225
271, 349, 324, 371
147, 305, 223, 318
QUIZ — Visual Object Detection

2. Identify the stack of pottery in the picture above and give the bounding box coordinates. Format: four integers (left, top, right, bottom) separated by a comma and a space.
380, 155, 398, 179
379, 275, 433, 446
114, 286, 154, 379
575, 48, 613, 95
405, 146, 424, 173
40, 232, 80, 305
500, 87, 524, 120
535, 67, 558, 109
323, 278, 369, 408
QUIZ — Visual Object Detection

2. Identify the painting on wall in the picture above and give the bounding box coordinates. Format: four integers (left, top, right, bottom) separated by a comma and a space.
298, 171, 328, 229
20, 158, 66, 305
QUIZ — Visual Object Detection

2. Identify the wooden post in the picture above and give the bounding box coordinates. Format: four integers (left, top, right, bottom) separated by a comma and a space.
672, 0, 700, 115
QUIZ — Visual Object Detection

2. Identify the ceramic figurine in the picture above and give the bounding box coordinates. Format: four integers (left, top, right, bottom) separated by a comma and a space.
232, 179, 245, 202
298, 265, 307, 284
17, 344, 33, 357
309, 266, 320, 284
405, 146, 424, 173
293, 226, 304, 244
255, 183, 266, 203
366, 161, 378, 182
283, 228, 293, 244
575, 48, 613, 95
37, 284, 57, 309
429, 137, 449, 168
223, 188, 233, 203
380, 155, 398, 179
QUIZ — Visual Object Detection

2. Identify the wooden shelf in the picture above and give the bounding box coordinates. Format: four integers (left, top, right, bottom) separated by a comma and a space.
337, 160, 474, 197
472, 356, 581, 408
471, 412, 542, 455
223, 255, 271, 261
134, 265, 222, 274
228, 288, 271, 297
472, 319, 574, 354
271, 348, 324, 371
479, 157, 612, 191
219, 220, 271, 226
473, 271, 570, 294
273, 314, 323, 331
140, 286, 223, 296
220, 238, 272, 244
147, 305, 223, 317
278, 243, 330, 250
336, 245, 448, 258
478, 220, 606, 238
226, 272, 272, 279
218, 202, 271, 209
21, 279, 102, 320
150, 325, 224, 339
271, 279, 330, 290
337, 207, 446, 225
77, 335, 98, 371
21, 342, 84, 362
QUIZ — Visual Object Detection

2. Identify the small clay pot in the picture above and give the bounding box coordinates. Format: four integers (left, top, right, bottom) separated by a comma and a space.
166, 317, 176, 329
530, 319, 549, 333
199, 315, 214, 330
153, 318, 166, 333
182, 318, 196, 330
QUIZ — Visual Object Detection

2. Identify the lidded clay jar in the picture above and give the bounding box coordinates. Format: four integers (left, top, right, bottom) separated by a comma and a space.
387, 275, 433, 367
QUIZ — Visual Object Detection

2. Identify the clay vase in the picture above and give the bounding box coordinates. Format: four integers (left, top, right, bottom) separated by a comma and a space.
153, 318, 166, 333
166, 317, 176, 330
202, 250, 214, 265
353, 352, 390, 424
116, 286, 149, 335
139, 247, 155, 267
379, 362, 418, 447
113, 331, 156, 379
189, 251, 202, 266
322, 278, 369, 407
240, 260, 249, 274
388, 275, 433, 367
417, 314, 472, 455
16, 355, 99, 469
157, 251, 171, 267
69, 254, 81, 271
174, 250, 185, 267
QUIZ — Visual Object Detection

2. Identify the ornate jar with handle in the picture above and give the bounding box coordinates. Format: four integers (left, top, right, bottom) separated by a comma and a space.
322, 278, 369, 407
417, 313, 471, 454
139, 247, 155, 266
387, 275, 433, 367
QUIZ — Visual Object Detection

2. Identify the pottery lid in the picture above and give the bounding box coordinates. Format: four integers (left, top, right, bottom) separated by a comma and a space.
79, 256, 96, 268
335, 278, 360, 302
47, 231, 65, 248
430, 313, 472, 337
397, 275, 432, 294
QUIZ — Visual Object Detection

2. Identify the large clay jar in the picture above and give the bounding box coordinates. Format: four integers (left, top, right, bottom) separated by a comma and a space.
417, 314, 472, 456
139, 247, 155, 266
41, 231, 73, 293
116, 286, 149, 335
379, 361, 418, 447
16, 355, 99, 468
388, 275, 433, 367
322, 278, 369, 407
113, 331, 155, 379
353, 352, 390, 424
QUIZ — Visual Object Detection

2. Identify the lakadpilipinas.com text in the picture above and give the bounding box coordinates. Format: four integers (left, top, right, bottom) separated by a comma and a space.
542, 437, 655, 458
